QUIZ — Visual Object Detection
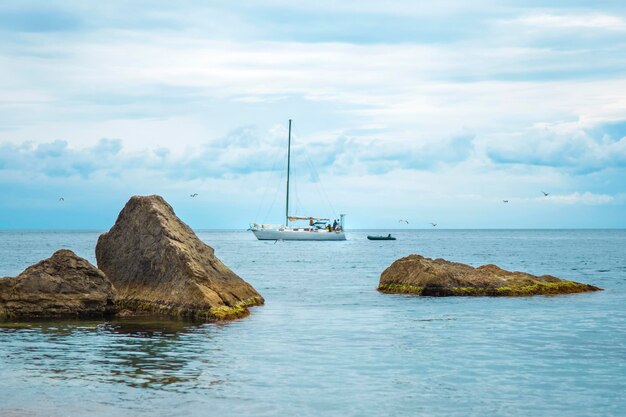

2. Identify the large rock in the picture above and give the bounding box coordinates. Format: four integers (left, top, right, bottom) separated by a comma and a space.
96, 195, 264, 320
0, 249, 116, 318
378, 254, 602, 296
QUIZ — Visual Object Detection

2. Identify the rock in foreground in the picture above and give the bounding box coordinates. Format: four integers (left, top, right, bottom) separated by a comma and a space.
0, 249, 116, 318
96, 195, 264, 321
378, 255, 602, 297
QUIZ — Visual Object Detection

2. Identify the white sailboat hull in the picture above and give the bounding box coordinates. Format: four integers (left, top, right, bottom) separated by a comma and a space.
252, 228, 346, 241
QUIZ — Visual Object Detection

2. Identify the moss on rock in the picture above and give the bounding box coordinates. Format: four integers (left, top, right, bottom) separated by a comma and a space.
96, 195, 264, 322
377, 255, 602, 297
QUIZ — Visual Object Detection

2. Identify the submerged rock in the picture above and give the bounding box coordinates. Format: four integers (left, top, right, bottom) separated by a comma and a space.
96, 195, 264, 321
378, 254, 602, 297
0, 249, 116, 318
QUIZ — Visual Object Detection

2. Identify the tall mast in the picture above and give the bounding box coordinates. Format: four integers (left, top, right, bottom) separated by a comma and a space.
285, 119, 292, 226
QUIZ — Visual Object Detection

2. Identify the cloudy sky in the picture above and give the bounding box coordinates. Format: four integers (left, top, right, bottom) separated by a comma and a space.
1, 0, 625, 229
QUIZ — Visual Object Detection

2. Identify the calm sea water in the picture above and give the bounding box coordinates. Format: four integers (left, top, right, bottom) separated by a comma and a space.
0, 229, 625, 417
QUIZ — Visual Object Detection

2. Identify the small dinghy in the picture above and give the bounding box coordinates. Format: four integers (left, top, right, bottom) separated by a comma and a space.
367, 234, 396, 241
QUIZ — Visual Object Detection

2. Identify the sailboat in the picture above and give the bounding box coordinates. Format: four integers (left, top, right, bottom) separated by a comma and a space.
249, 120, 346, 241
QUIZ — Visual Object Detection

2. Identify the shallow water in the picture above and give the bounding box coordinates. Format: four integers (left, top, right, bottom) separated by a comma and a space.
0, 229, 625, 417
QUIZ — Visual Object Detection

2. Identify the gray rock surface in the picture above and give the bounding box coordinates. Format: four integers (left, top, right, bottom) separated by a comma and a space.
0, 249, 116, 318
96, 195, 264, 320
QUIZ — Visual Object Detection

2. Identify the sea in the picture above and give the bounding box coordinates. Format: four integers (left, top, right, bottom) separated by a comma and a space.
0, 229, 625, 417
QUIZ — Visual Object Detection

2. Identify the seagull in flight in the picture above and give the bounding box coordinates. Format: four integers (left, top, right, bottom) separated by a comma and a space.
541, 191, 550, 197
58, 197, 64, 202
430, 223, 437, 227
398, 219, 409, 224
190, 193, 198, 197
503, 200, 509, 203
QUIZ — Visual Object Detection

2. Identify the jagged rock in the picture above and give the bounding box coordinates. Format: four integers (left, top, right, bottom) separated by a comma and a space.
0, 249, 116, 318
96, 195, 264, 321
378, 254, 602, 297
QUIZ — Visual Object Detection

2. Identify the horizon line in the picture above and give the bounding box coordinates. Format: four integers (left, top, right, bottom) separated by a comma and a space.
1, 228, 625, 232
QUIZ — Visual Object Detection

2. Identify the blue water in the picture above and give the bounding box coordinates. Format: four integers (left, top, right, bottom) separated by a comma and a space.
0, 230, 625, 417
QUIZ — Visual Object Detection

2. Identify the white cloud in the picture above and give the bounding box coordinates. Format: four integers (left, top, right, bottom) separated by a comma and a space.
3, 33, 626, 154
516, 13, 626, 31
484, 119, 626, 172
1, 2, 626, 228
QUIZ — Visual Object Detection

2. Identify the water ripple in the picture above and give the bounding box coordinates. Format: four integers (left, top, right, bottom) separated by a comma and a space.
0, 229, 625, 416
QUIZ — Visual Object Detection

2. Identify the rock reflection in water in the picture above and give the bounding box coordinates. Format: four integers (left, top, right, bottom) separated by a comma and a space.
0, 318, 225, 390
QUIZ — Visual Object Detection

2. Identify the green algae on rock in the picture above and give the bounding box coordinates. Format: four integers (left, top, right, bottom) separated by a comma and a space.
0, 249, 116, 319
96, 195, 264, 321
377, 255, 602, 297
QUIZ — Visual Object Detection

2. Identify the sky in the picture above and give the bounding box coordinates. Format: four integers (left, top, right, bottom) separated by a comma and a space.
1, 0, 625, 229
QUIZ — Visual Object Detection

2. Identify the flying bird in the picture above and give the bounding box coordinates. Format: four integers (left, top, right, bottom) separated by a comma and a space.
58, 197, 64, 202
430, 223, 437, 227
503, 200, 509, 203
398, 219, 409, 224
190, 193, 198, 197
541, 191, 549, 196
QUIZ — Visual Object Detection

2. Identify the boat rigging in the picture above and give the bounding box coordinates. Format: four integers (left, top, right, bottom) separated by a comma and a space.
249, 120, 346, 241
